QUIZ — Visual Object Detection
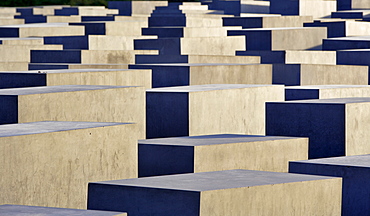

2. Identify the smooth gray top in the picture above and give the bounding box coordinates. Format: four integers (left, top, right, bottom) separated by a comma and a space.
285, 85, 370, 90
269, 97, 370, 104
0, 121, 130, 137
147, 84, 276, 93
139, 134, 304, 146
292, 154, 370, 168
0, 205, 126, 216
230, 27, 313, 32
137, 63, 261, 66
0, 69, 141, 74
91, 169, 337, 192
0, 85, 135, 95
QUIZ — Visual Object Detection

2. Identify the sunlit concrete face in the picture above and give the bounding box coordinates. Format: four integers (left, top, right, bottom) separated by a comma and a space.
87, 170, 342, 216
0, 121, 138, 209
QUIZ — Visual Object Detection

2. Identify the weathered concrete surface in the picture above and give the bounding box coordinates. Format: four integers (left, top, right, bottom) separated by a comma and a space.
87, 169, 342, 216
228, 27, 327, 51
130, 63, 272, 88
0, 23, 85, 37
289, 154, 370, 216
0, 69, 151, 89
270, 0, 336, 18
0, 121, 138, 209
28, 63, 129, 70
0, 85, 145, 139
0, 205, 127, 215
139, 134, 308, 177
147, 84, 284, 138
273, 64, 368, 86
266, 97, 370, 158
224, 15, 313, 28
285, 85, 370, 100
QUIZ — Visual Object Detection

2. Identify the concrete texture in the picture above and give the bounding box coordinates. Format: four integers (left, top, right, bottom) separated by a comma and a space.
70, 21, 147, 36
146, 84, 284, 138
266, 97, 370, 158
0, 205, 126, 215
0, 69, 151, 89
285, 85, 370, 100
139, 134, 308, 177
0, 85, 145, 139
223, 15, 313, 29
87, 169, 342, 216
289, 154, 370, 216
270, 0, 336, 18
305, 20, 370, 38
0, 23, 85, 37
28, 63, 129, 70
273, 64, 368, 86
130, 63, 272, 88
228, 27, 327, 51
0, 121, 138, 209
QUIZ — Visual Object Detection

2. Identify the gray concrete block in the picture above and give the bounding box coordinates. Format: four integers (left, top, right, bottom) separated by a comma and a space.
285, 85, 370, 100
273, 64, 368, 86
228, 27, 327, 51
87, 169, 342, 216
289, 154, 370, 216
0, 69, 151, 89
266, 98, 370, 158
0, 121, 138, 209
139, 134, 308, 177
146, 84, 284, 138
0, 85, 145, 138
0, 205, 126, 215
130, 63, 272, 88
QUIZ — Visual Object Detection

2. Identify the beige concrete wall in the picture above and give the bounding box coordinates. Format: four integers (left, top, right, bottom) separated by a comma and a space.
299, 1, 336, 18
0, 62, 28, 71
17, 87, 146, 139
319, 86, 370, 99
194, 138, 308, 173
46, 69, 152, 89
352, 0, 370, 9
189, 85, 284, 135
181, 37, 245, 55
285, 50, 336, 65
81, 50, 135, 64
346, 102, 370, 156
0, 123, 138, 209
0, 45, 62, 62
105, 21, 148, 36
189, 64, 272, 85
46, 15, 81, 23
262, 16, 313, 28
0, 38, 43, 46
271, 27, 327, 50
186, 17, 223, 27
200, 178, 342, 215
131, 1, 168, 15
187, 55, 260, 64
68, 64, 129, 70
0, 18, 24, 25
18, 24, 85, 37
300, 64, 368, 85
345, 21, 370, 36
88, 35, 156, 51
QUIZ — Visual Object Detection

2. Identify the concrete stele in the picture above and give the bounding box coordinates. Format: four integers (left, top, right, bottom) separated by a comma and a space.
0, 121, 138, 209
146, 84, 284, 138
87, 169, 342, 216
289, 154, 370, 216
266, 97, 370, 158
139, 134, 308, 177
0, 85, 145, 139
